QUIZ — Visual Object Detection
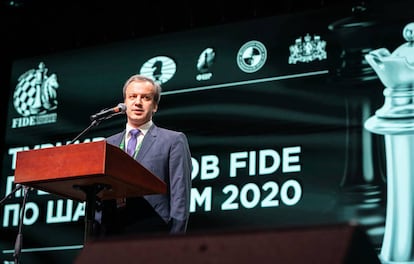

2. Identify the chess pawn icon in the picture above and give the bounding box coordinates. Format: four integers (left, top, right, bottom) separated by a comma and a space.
364, 22, 414, 264
328, 4, 387, 251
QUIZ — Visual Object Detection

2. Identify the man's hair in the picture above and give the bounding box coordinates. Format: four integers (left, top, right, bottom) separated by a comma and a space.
122, 74, 162, 104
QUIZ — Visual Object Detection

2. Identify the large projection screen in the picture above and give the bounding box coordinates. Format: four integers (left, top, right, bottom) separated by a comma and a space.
1, 4, 412, 263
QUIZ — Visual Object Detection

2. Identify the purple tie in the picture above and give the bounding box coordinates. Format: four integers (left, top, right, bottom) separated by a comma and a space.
126, 129, 140, 156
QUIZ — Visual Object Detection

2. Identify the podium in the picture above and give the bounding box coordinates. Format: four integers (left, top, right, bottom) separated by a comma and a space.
14, 140, 167, 242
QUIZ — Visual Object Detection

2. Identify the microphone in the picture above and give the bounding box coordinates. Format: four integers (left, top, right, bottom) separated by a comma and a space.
90, 103, 126, 121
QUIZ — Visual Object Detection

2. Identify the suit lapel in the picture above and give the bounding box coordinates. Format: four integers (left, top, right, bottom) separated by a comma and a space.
136, 124, 158, 161
107, 131, 125, 147
114, 131, 125, 146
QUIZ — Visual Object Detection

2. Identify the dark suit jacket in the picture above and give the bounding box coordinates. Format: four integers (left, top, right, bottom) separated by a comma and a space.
105, 123, 192, 234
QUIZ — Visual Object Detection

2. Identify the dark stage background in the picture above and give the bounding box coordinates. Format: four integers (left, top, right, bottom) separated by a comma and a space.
1, 0, 413, 263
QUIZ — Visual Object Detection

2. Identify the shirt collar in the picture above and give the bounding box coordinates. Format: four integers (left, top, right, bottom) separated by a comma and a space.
126, 120, 153, 137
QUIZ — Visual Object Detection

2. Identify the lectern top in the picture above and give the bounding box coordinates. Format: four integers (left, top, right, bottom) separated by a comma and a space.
14, 141, 166, 201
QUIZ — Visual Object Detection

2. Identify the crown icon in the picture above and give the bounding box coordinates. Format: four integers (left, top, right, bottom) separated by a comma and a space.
289, 34, 327, 64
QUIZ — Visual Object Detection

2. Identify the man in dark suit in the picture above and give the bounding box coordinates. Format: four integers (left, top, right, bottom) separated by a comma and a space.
98, 74, 192, 236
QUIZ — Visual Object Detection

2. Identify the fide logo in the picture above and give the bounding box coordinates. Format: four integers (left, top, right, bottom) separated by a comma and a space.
11, 62, 59, 128
237, 40, 267, 73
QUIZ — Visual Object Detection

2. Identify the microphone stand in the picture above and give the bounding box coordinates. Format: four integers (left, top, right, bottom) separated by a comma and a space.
0, 184, 30, 264
14, 186, 30, 264
0, 184, 23, 205
69, 119, 101, 145
68, 111, 123, 144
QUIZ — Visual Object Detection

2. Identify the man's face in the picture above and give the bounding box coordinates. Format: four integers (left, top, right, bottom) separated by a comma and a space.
124, 80, 158, 127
